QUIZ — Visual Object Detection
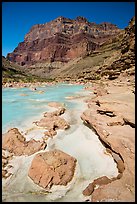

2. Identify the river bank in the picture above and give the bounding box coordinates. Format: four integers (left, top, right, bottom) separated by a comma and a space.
81, 75, 135, 202
2, 80, 86, 89
2, 77, 135, 202
2, 84, 118, 202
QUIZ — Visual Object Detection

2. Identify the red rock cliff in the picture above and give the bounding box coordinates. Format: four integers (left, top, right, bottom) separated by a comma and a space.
7, 16, 121, 65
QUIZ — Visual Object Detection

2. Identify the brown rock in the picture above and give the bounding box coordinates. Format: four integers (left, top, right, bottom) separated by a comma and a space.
81, 78, 135, 201
35, 107, 70, 139
44, 107, 66, 117
107, 116, 124, 126
117, 173, 123, 179
28, 149, 77, 189
91, 177, 135, 202
83, 176, 112, 196
116, 160, 125, 173
48, 102, 65, 109
2, 128, 47, 156
83, 183, 94, 196
2, 170, 7, 178
35, 117, 54, 129
35, 115, 70, 130
2, 149, 14, 179
44, 129, 57, 138
54, 116, 70, 130
93, 176, 112, 186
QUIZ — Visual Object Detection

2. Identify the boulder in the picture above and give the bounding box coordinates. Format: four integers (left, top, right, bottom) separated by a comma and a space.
93, 176, 112, 186
44, 107, 66, 117
28, 149, 77, 189
2, 128, 47, 156
35, 117, 54, 129
35, 116, 70, 130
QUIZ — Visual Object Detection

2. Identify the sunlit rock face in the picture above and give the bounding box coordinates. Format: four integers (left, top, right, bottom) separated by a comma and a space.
28, 149, 77, 189
7, 16, 120, 65
2, 128, 47, 156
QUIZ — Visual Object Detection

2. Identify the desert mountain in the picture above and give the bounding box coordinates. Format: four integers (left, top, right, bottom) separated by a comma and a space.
4, 16, 135, 83
7, 16, 120, 65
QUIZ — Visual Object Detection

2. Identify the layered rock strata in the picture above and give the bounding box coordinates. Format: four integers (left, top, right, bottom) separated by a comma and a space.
81, 79, 135, 202
7, 16, 120, 65
98, 16, 135, 80
55, 16, 135, 83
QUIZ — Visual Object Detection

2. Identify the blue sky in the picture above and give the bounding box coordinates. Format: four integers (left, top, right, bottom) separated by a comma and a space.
2, 2, 135, 57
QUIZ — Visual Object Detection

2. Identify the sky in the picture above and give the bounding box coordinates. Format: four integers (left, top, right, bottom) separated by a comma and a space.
2, 2, 135, 57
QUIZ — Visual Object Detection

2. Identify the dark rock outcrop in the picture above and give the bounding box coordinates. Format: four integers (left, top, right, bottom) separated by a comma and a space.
83, 176, 112, 196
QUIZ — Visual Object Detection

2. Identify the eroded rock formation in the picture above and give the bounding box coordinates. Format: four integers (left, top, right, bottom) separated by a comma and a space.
99, 16, 135, 80
28, 149, 77, 189
2, 128, 47, 156
81, 79, 135, 202
34, 106, 69, 138
7, 16, 120, 65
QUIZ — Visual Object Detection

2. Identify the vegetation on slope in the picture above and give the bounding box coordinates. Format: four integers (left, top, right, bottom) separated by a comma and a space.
2, 56, 54, 83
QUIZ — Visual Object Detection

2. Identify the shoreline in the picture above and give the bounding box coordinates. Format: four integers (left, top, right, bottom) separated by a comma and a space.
2, 85, 119, 202
2, 80, 88, 89
81, 77, 135, 202
2, 78, 135, 202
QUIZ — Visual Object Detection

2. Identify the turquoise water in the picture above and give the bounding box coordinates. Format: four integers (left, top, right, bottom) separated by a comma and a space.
2, 83, 84, 133
2, 83, 119, 202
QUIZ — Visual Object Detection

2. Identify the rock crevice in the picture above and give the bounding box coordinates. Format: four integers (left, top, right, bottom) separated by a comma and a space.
81, 79, 135, 201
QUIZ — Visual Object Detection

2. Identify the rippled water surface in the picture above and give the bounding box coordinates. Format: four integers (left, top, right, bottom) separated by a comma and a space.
2, 83, 84, 133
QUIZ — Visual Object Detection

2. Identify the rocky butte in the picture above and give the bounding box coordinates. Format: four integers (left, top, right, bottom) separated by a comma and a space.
7, 16, 121, 66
